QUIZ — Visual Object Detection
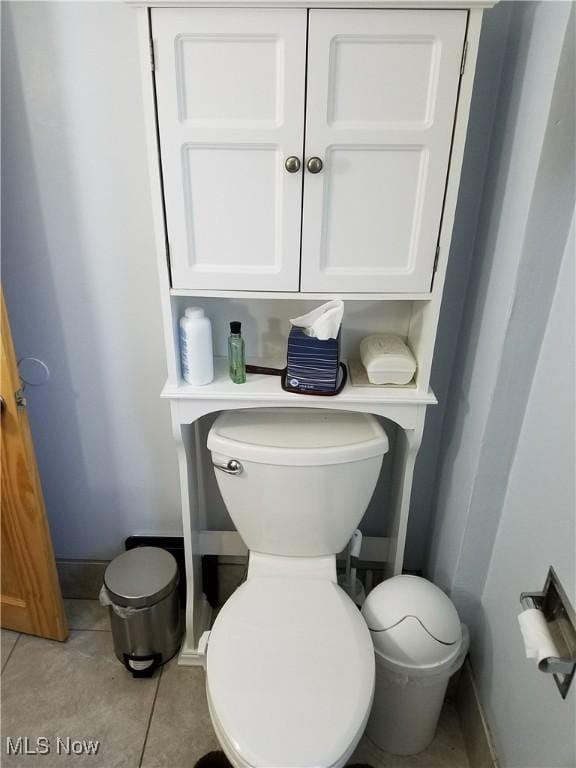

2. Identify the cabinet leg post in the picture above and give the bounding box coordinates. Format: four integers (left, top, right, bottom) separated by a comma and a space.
171, 412, 213, 665
386, 415, 426, 577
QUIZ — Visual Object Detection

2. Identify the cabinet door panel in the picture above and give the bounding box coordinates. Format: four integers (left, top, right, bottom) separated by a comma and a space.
301, 10, 467, 293
152, 9, 306, 291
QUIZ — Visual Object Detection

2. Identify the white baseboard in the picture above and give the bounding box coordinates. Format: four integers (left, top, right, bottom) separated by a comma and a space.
456, 658, 499, 768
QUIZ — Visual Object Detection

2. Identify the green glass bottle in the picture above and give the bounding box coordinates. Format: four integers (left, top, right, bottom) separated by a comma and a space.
228, 321, 246, 384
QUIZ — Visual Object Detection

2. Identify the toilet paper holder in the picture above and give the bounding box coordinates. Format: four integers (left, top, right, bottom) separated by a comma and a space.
520, 567, 576, 699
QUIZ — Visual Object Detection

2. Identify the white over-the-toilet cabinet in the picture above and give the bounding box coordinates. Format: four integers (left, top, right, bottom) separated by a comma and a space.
152, 8, 467, 293
131, 0, 495, 664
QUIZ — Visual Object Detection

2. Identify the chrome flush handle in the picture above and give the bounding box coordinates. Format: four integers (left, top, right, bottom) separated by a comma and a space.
213, 459, 243, 476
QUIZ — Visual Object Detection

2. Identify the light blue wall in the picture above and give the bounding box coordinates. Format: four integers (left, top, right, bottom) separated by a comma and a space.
476, 217, 575, 767
427, 0, 574, 609
426, 3, 575, 765
1, 2, 182, 558
406, 0, 512, 567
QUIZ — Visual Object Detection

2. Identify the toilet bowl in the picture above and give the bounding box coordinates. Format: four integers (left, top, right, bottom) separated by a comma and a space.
206, 408, 389, 768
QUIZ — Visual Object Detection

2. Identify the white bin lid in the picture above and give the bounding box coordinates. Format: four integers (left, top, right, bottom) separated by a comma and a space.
362, 576, 462, 673
208, 408, 388, 466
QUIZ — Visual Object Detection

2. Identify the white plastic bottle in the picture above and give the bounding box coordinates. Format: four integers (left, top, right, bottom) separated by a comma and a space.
179, 307, 214, 386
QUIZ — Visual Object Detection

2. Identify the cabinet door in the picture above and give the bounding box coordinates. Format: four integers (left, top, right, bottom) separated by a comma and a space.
301, 10, 467, 294
152, 9, 306, 291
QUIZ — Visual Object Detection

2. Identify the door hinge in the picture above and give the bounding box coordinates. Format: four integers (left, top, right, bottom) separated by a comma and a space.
15, 388, 27, 410
149, 38, 156, 72
433, 244, 440, 274
460, 40, 468, 76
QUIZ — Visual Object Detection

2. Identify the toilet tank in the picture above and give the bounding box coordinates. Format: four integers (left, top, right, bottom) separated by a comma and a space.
207, 408, 388, 557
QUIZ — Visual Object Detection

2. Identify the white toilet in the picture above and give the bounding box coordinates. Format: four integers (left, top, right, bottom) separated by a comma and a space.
206, 408, 389, 768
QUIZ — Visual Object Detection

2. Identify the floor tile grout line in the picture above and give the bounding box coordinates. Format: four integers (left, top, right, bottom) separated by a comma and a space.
1, 632, 21, 674
138, 665, 164, 768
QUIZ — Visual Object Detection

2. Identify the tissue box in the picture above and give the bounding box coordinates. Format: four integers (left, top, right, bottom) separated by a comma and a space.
286, 327, 341, 394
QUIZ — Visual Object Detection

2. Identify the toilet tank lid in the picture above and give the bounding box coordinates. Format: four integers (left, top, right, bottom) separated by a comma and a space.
207, 408, 388, 466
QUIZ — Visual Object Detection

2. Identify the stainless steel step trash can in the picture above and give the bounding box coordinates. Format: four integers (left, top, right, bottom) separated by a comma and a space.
100, 547, 182, 677
361, 575, 469, 755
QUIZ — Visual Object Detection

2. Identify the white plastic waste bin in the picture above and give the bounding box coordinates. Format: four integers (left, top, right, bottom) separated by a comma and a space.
361, 575, 469, 756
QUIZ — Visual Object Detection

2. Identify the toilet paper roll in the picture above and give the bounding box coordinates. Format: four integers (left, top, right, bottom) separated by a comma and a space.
518, 608, 560, 667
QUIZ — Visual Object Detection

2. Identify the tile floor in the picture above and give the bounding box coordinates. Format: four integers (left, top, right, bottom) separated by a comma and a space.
1, 601, 470, 768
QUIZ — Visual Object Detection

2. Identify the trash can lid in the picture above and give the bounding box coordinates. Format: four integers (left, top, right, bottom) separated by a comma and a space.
362, 576, 463, 673
104, 547, 179, 608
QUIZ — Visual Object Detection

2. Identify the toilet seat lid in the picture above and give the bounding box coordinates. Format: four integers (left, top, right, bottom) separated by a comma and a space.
206, 578, 375, 768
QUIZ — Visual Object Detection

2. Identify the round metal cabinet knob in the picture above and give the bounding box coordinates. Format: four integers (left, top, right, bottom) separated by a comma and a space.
306, 157, 323, 174
284, 156, 301, 173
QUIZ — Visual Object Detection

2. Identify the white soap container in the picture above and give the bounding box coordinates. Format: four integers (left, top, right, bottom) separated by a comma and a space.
179, 307, 214, 386
359, 334, 416, 385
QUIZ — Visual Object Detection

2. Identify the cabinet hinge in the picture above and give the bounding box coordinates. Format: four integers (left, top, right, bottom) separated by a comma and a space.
460, 40, 468, 76
149, 38, 156, 72
433, 244, 440, 274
